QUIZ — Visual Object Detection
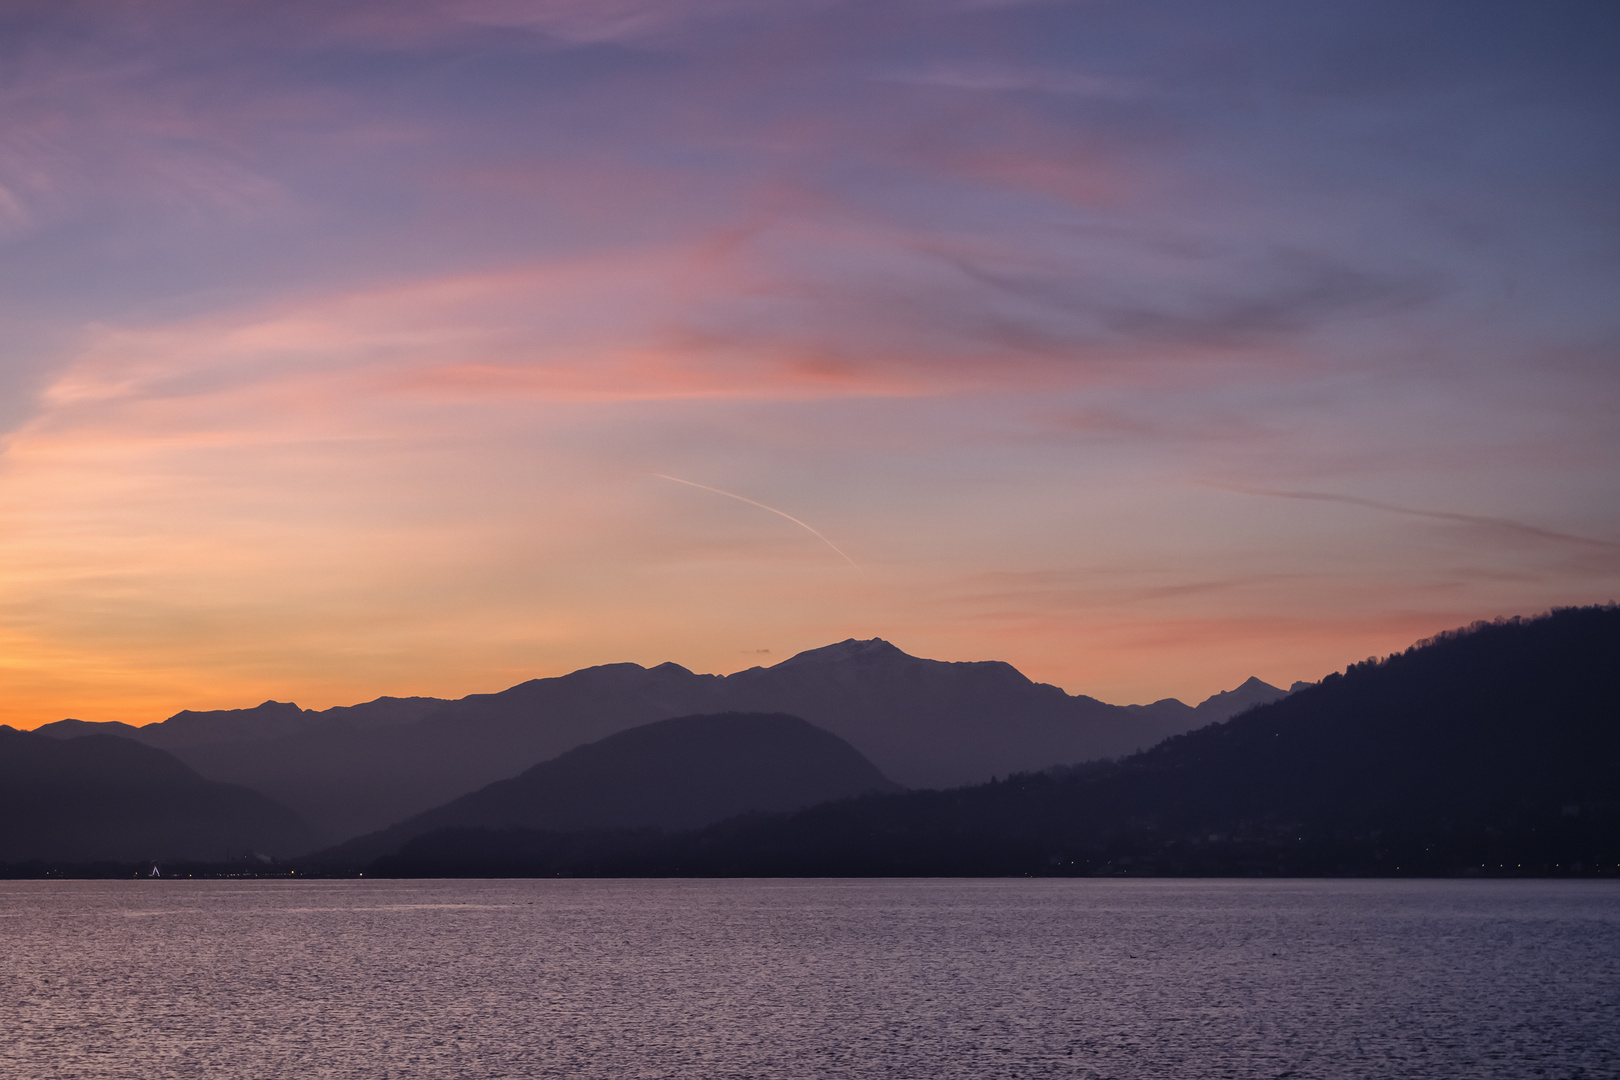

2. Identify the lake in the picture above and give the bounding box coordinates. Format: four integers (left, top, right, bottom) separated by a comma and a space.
1, 878, 1615, 1078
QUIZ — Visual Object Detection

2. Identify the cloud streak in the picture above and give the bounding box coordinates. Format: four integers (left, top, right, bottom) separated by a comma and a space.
1219, 486, 1620, 555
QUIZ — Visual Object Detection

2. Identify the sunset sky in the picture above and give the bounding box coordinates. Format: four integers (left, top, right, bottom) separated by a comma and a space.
1, 0, 1616, 727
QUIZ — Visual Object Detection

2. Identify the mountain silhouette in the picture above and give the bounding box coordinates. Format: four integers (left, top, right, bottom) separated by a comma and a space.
363, 606, 1620, 878
0, 729, 315, 863
36, 641, 1284, 842
321, 712, 899, 865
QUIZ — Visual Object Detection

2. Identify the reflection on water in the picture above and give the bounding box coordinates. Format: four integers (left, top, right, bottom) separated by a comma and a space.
1, 878, 1615, 1079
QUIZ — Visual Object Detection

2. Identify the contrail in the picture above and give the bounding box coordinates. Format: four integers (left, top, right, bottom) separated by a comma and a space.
653, 473, 860, 569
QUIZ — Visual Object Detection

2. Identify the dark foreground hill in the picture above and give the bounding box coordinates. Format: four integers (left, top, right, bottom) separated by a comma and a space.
37, 642, 1280, 841
363, 606, 1620, 878
319, 712, 899, 865
0, 729, 315, 863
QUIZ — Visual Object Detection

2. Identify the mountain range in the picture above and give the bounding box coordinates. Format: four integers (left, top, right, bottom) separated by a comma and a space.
34, 640, 1286, 842
367, 606, 1620, 878
7, 608, 1615, 874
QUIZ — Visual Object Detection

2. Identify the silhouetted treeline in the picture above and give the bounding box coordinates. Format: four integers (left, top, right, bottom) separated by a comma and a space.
366, 606, 1620, 878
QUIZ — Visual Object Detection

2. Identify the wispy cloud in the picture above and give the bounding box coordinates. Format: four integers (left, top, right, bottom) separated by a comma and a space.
1218, 485, 1620, 556
880, 64, 1147, 99
0, 0, 1616, 725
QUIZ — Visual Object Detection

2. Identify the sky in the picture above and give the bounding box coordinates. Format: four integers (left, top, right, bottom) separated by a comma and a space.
1, 0, 1617, 727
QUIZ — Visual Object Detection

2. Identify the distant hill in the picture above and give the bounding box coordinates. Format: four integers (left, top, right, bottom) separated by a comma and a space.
40, 696, 444, 750
363, 606, 1620, 878
0, 729, 315, 864
322, 712, 899, 865
36, 642, 1276, 841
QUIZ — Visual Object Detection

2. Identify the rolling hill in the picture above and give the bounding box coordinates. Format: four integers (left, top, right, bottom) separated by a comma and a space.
0, 729, 315, 864
322, 711, 898, 864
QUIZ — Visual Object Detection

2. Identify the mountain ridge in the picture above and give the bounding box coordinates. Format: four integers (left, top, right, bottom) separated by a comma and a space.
34, 639, 1287, 842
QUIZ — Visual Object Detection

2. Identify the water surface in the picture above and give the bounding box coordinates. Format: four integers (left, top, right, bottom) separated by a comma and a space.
2, 878, 1615, 1079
